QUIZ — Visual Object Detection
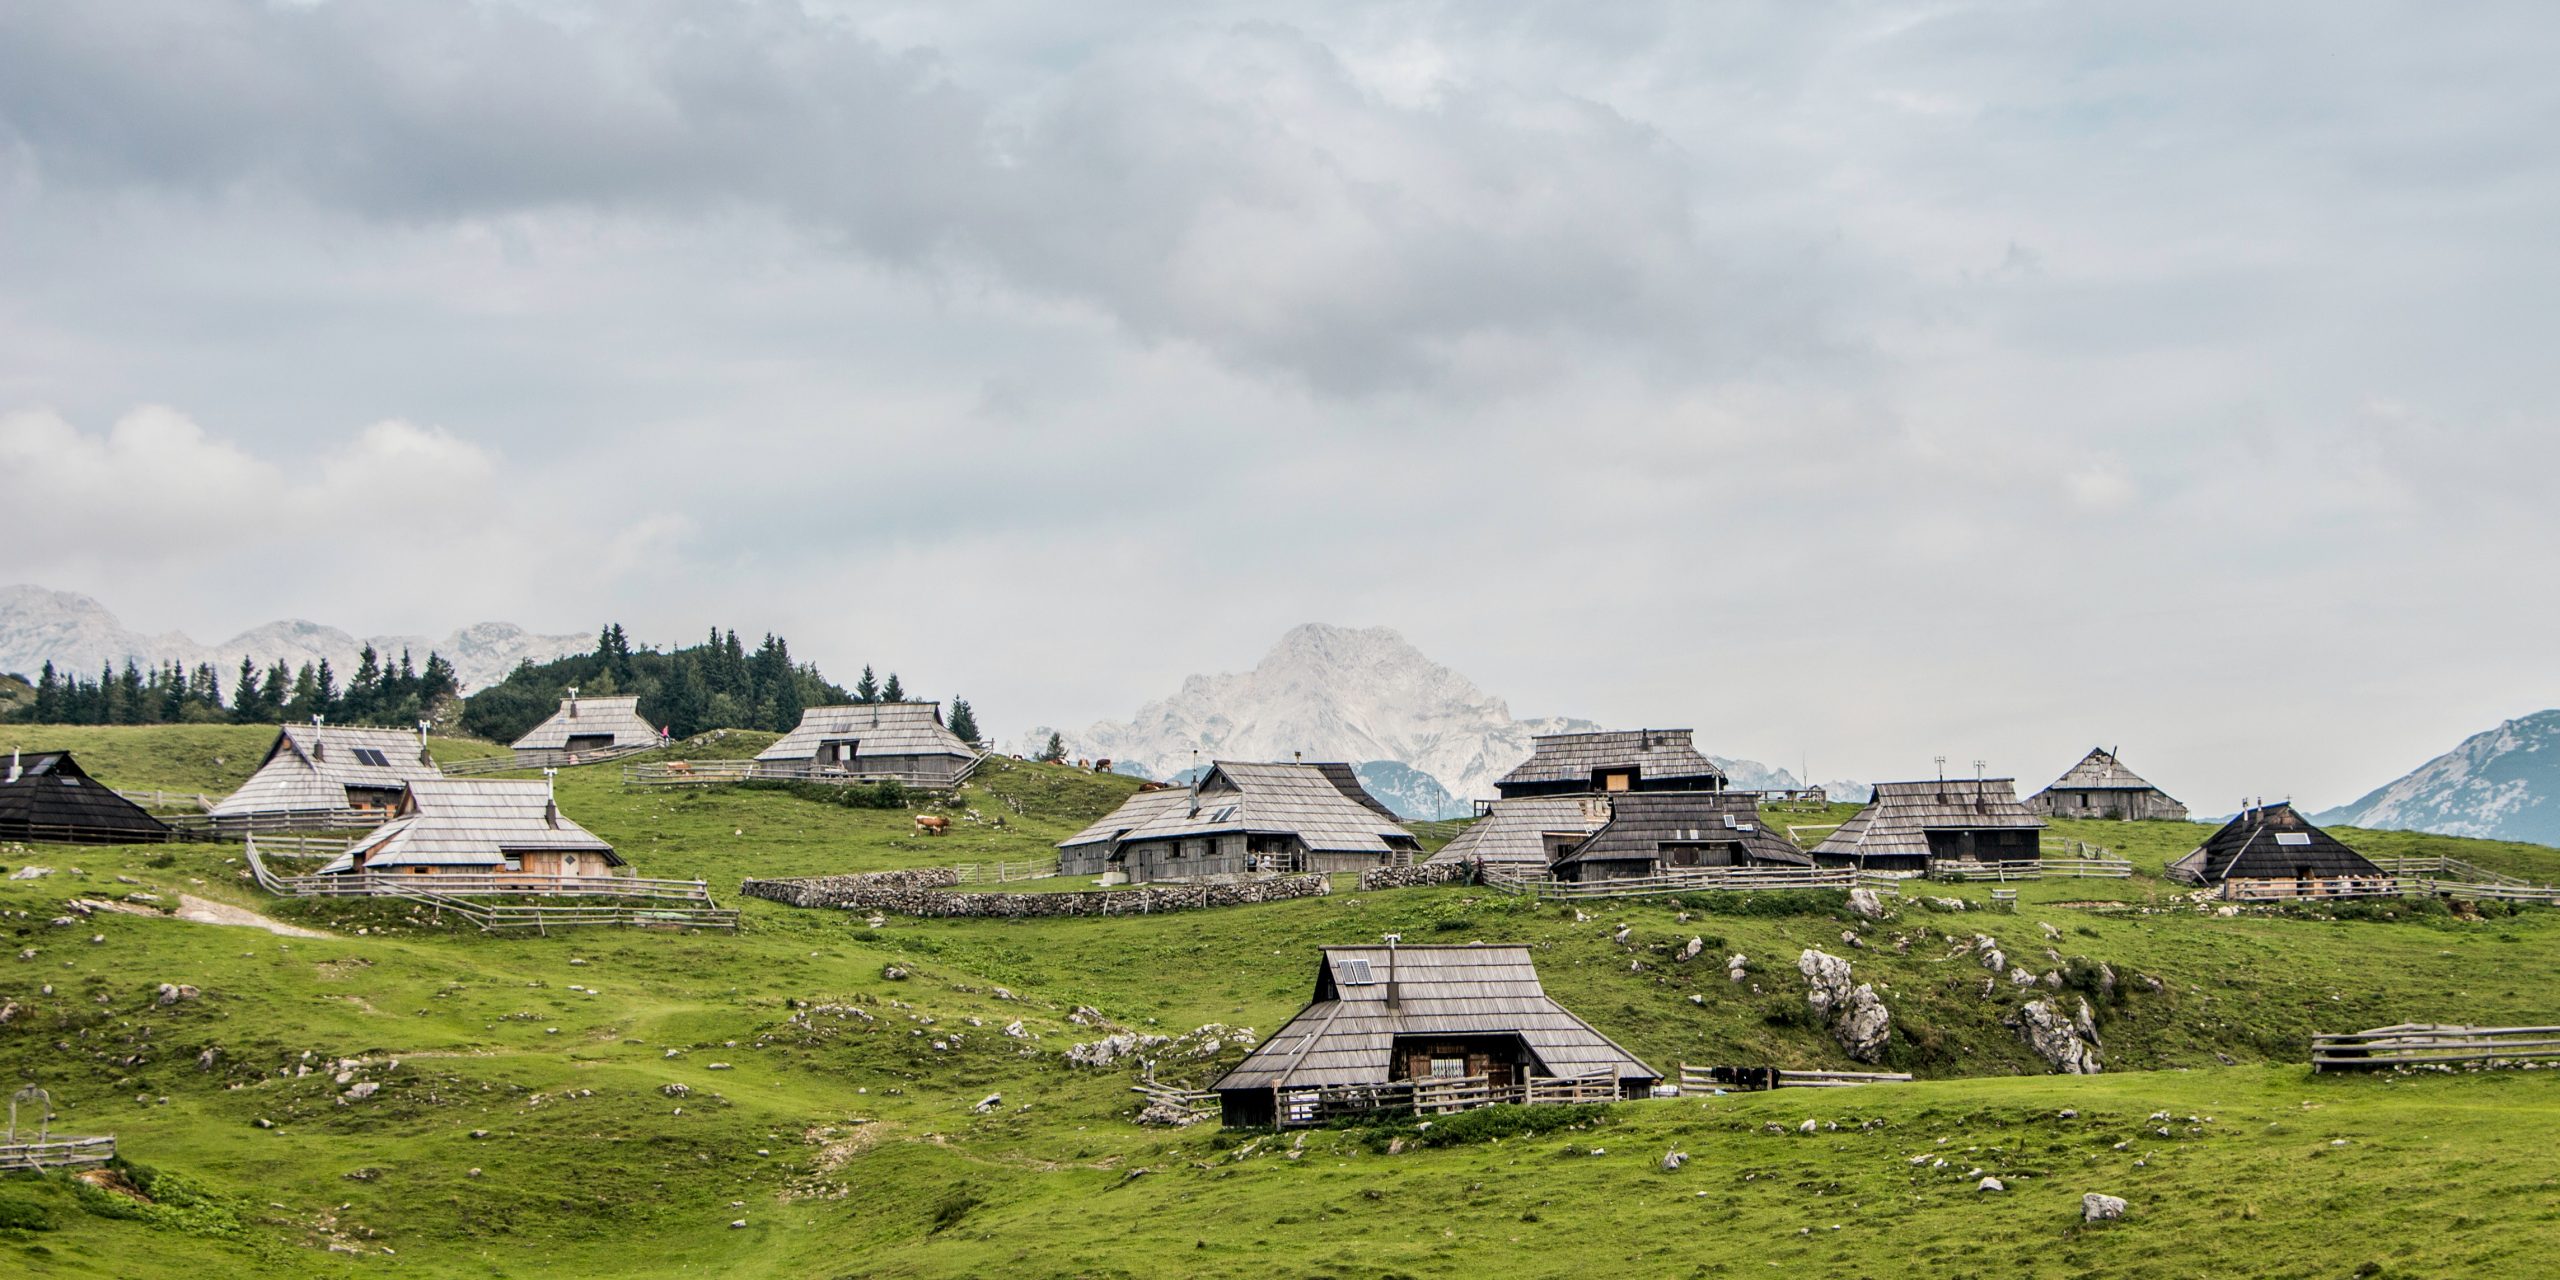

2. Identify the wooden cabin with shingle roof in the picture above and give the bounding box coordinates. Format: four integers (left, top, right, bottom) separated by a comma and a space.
2027, 748, 2189, 821
2166, 802, 2388, 898
1549, 792, 1811, 883
511, 694, 661, 761
1057, 787, 1193, 877
0, 750, 172, 845
756, 703, 980, 786
1425, 795, 1614, 873
1078, 761, 1417, 883
1211, 945, 1660, 1127
1495, 729, 1726, 799
316, 779, 623, 880
210, 724, 442, 820
1810, 777, 2044, 874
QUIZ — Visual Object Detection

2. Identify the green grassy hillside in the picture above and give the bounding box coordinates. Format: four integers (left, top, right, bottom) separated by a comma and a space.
4, 728, 2559, 1277
0, 725, 512, 799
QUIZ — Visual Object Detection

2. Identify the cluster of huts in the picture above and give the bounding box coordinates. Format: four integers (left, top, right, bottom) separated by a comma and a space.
1055, 733, 2393, 900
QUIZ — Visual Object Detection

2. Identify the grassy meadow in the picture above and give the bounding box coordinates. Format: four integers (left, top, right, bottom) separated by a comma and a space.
3, 727, 2559, 1276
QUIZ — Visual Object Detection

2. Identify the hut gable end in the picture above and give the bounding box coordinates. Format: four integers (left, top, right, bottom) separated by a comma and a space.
1495, 729, 1727, 798
0, 751, 173, 844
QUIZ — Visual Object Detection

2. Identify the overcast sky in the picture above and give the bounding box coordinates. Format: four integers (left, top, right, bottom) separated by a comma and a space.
3, 0, 2555, 808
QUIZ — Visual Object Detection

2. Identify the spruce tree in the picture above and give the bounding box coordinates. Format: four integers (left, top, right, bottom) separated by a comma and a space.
947, 699, 979, 745
1039, 731, 1066, 763
854, 665, 878, 704
33, 661, 61, 723
882, 672, 905, 703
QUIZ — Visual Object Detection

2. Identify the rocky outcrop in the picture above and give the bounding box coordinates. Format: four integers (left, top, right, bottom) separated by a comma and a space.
1797, 949, 1892, 1063
2012, 996, 2102, 1073
1847, 888, 1889, 920
742, 869, 1331, 918
2083, 1192, 2129, 1221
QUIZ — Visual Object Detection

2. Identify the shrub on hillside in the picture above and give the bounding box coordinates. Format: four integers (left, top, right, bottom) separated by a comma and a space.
1669, 888, 1849, 918
0, 1195, 55, 1231
737, 778, 908, 810
1338, 1102, 1612, 1153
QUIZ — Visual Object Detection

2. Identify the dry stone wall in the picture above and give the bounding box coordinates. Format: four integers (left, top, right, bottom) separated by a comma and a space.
741, 868, 1332, 918
1355, 862, 1473, 891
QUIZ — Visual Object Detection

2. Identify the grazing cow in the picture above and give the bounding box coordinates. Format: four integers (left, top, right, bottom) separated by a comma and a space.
666, 761, 693, 776
1093, 758, 1113, 774
913, 815, 951, 836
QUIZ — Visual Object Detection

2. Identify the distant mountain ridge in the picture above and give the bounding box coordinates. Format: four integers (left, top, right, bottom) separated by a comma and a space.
0, 584, 589, 694
2314, 710, 2560, 847
1021, 623, 1803, 820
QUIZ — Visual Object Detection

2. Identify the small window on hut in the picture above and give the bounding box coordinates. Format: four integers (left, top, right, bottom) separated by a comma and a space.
1603, 771, 1632, 792
1338, 959, 1376, 985
1430, 1057, 1466, 1079
2275, 833, 2312, 847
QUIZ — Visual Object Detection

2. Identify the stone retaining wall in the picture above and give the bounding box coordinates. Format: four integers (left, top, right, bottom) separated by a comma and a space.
741, 868, 1332, 918
1356, 862, 1474, 891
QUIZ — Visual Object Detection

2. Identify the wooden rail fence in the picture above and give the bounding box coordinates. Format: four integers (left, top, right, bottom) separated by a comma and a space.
443, 743, 665, 776
1484, 865, 1861, 900
0, 1135, 116, 1171
113, 788, 217, 812
1270, 1071, 1620, 1128
244, 837, 738, 932
622, 757, 982, 791
2312, 1023, 2560, 1072
1679, 1064, 1913, 1092
951, 855, 1062, 885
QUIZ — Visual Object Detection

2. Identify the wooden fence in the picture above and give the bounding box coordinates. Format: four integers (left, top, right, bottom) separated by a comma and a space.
0, 821, 183, 846
1678, 1064, 1913, 1093
1484, 865, 1861, 900
2312, 1023, 2560, 1072
0, 1135, 116, 1171
244, 837, 738, 931
114, 788, 217, 812
622, 757, 982, 791
1270, 1071, 1621, 1128
164, 808, 389, 840
443, 743, 664, 776
951, 855, 1062, 885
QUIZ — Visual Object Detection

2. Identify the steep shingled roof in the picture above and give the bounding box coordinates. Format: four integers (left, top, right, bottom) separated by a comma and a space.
319, 779, 620, 873
210, 725, 443, 817
2166, 802, 2383, 884
511, 696, 660, 751
1425, 795, 1613, 868
2039, 748, 2171, 794
1109, 761, 1414, 856
1497, 729, 1725, 791
0, 750, 172, 844
1215, 946, 1658, 1091
1058, 787, 1194, 854
756, 703, 977, 764
1811, 777, 2044, 860
1552, 791, 1811, 872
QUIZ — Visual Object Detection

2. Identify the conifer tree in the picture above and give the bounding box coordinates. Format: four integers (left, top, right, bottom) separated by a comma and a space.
854, 665, 878, 704
1039, 731, 1066, 763
882, 672, 904, 703
947, 699, 979, 744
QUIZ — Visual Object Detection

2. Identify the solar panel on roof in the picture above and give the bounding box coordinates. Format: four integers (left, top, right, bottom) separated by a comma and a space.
2275, 832, 2311, 846
1340, 959, 1376, 984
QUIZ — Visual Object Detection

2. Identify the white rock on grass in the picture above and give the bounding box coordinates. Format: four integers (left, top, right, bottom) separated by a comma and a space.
2083, 1193, 2128, 1221
1847, 888, 1889, 920
1978, 1177, 2005, 1192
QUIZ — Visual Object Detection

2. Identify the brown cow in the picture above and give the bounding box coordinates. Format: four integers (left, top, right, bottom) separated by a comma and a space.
913, 815, 951, 836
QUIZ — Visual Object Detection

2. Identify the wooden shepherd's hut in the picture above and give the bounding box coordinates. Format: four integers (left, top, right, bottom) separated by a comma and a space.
210, 724, 443, 821
1547, 791, 1812, 883
1061, 761, 1417, 883
315, 779, 623, 880
756, 703, 980, 786
1809, 777, 2045, 874
1211, 945, 1660, 1127
2166, 802, 2389, 898
0, 750, 172, 845
511, 694, 660, 761
2027, 748, 2189, 821
1424, 795, 1614, 874
1494, 729, 1727, 800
